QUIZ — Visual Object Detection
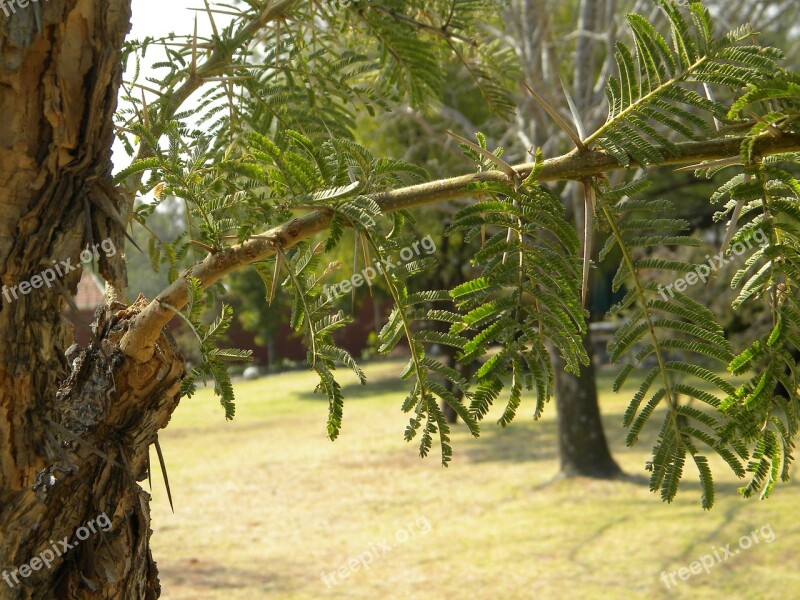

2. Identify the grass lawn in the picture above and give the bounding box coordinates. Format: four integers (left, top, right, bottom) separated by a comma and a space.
149, 359, 799, 599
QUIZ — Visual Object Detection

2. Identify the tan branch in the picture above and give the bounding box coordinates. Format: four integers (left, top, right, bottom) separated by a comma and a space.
119, 132, 800, 360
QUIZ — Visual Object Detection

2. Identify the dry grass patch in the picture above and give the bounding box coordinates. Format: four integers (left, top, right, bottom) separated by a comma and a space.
149, 359, 799, 599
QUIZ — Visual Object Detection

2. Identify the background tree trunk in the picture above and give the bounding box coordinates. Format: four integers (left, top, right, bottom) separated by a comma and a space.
0, 2, 185, 597
553, 330, 622, 478
551, 180, 622, 478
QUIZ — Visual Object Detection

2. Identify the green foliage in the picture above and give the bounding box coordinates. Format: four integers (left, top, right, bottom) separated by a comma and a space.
586, 0, 783, 167
712, 156, 800, 500
265, 239, 365, 440
371, 232, 482, 466
599, 142, 800, 507
176, 277, 253, 419
444, 166, 588, 426
599, 180, 741, 509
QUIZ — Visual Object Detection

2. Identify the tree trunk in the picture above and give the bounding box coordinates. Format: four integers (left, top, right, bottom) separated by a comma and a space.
553, 330, 622, 478
555, 177, 621, 479
543, 0, 619, 480
0, 2, 184, 598
552, 187, 621, 479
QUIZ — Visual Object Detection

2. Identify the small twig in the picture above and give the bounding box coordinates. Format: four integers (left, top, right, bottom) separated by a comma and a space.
560, 76, 587, 141
189, 240, 217, 253
581, 180, 596, 307
372, 4, 477, 46
86, 178, 144, 253
269, 250, 282, 306
675, 156, 742, 172
746, 110, 783, 138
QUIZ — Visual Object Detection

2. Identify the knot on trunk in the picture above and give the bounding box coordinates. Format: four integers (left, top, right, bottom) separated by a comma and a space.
42, 294, 186, 493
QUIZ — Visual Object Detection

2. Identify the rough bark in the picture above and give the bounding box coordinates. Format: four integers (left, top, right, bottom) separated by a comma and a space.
2, 301, 185, 599
0, 3, 310, 596
0, 2, 187, 598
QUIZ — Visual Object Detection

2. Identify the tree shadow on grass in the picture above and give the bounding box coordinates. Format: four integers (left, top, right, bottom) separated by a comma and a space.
457, 406, 660, 466
459, 418, 561, 463
651, 495, 748, 576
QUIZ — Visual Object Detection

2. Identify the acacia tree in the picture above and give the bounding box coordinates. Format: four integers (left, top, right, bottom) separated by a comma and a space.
1, 0, 800, 597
